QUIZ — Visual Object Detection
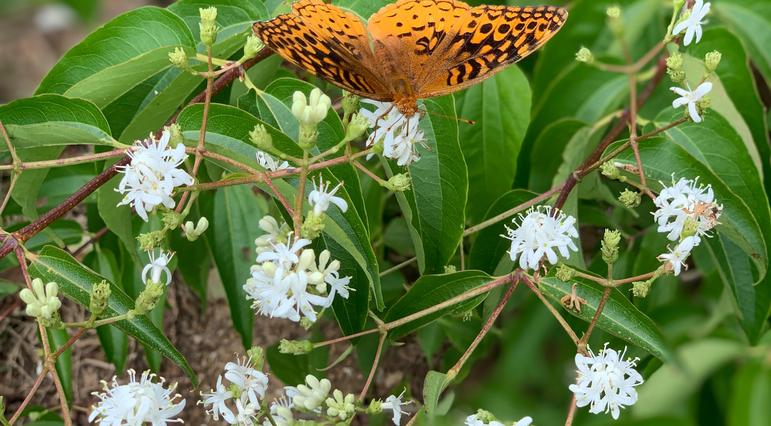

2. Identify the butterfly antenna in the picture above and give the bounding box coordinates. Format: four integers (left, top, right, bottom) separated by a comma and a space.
420, 107, 476, 125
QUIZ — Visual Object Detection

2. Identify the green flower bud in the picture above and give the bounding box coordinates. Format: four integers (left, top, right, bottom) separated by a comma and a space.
249, 124, 273, 150
600, 161, 621, 180
618, 189, 642, 208
89, 280, 112, 318
681, 217, 700, 239
199, 7, 219, 46
182, 217, 209, 241
292, 89, 331, 150
575, 47, 594, 64
19, 278, 61, 320
137, 230, 165, 252
668, 69, 686, 84
474, 409, 498, 423
606, 6, 621, 19
243, 35, 263, 60
300, 317, 315, 330
601, 229, 622, 264
343, 112, 369, 142
301, 211, 326, 240
666, 52, 683, 71
366, 399, 383, 414
555, 263, 576, 282
168, 47, 189, 70
444, 265, 457, 274
606, 6, 623, 35
162, 210, 184, 230
342, 91, 360, 118
133, 282, 165, 315
167, 123, 184, 147
631, 280, 652, 298
247, 346, 265, 370
325, 389, 356, 420
384, 173, 411, 192
704, 51, 722, 72
696, 96, 711, 115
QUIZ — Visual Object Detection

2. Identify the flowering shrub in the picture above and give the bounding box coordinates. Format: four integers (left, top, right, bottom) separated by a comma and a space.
0, 0, 769, 425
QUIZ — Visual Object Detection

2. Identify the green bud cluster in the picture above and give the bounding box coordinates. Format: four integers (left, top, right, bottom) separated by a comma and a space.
301, 211, 326, 240
555, 263, 576, 282
137, 230, 165, 252
619, 189, 642, 208
89, 280, 112, 318
575, 47, 594, 64
247, 346, 265, 370
19, 278, 61, 321
384, 173, 411, 192
133, 282, 165, 315
243, 35, 263, 60
168, 47, 189, 70
601, 229, 622, 264
279, 339, 314, 355
199, 7, 219, 46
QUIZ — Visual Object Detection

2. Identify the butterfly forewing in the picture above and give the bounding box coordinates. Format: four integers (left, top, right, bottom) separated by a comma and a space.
253, 0, 390, 99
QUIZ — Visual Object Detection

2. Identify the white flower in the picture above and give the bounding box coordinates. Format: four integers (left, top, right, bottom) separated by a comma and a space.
263, 387, 297, 426
200, 375, 236, 423
293, 375, 331, 412
658, 235, 700, 276
673, 0, 711, 46
568, 344, 644, 420
200, 357, 269, 425
256, 233, 311, 269
381, 390, 411, 425
116, 129, 193, 221
653, 176, 722, 241
360, 100, 423, 166
256, 150, 289, 172
142, 250, 173, 286
514, 417, 534, 426
464, 414, 504, 426
89, 369, 185, 425
254, 215, 289, 254
504, 206, 579, 271
308, 176, 349, 215
19, 278, 61, 320
292, 88, 331, 126
224, 356, 269, 406
670, 81, 712, 123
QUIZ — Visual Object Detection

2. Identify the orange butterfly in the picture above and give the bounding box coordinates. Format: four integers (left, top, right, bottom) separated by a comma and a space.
253, 0, 567, 116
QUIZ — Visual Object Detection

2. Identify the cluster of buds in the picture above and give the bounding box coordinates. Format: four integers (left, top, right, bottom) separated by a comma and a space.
20, 278, 62, 326
199, 6, 218, 47
292, 88, 332, 149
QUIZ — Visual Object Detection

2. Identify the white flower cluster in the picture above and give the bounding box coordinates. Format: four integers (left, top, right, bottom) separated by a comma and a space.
673, 0, 710, 46
89, 369, 185, 425
465, 410, 532, 426
200, 356, 270, 425
116, 129, 193, 221
359, 100, 423, 166
244, 216, 352, 323
504, 206, 579, 271
653, 176, 722, 275
569, 344, 644, 420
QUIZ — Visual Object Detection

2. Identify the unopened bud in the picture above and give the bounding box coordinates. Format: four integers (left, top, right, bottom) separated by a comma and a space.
301, 211, 326, 240
555, 263, 576, 282
183, 217, 209, 241
696, 96, 711, 114
247, 346, 265, 370
243, 35, 263, 60
168, 47, 189, 70
606, 6, 623, 35
606, 6, 621, 19
601, 229, 622, 264
133, 282, 165, 315
137, 230, 165, 252
249, 124, 273, 150
367, 399, 383, 414
199, 7, 218, 46
279, 339, 314, 355
474, 409, 498, 423
668, 69, 686, 84
343, 113, 369, 142
600, 161, 621, 180
19, 279, 61, 320
619, 189, 642, 208
384, 173, 411, 192
704, 51, 722, 72
167, 123, 184, 147
162, 210, 184, 230
300, 317, 314, 329
89, 280, 112, 318
631, 280, 652, 298
342, 91, 360, 118
666, 52, 683, 71
575, 47, 594, 64
444, 265, 457, 274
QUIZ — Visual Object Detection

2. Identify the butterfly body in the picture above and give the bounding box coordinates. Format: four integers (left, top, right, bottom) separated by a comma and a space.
253, 0, 567, 115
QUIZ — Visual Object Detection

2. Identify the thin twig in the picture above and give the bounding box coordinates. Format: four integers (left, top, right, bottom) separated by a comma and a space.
523, 275, 579, 344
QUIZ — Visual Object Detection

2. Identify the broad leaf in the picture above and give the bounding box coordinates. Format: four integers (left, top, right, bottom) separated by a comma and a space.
713, 1, 771, 84
29, 246, 197, 383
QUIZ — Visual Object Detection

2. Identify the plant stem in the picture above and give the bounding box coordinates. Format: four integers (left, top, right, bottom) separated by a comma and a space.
463, 186, 563, 236
0, 149, 127, 171
353, 161, 389, 187
523, 275, 579, 344
293, 152, 309, 237
359, 317, 387, 400
564, 395, 578, 426
379, 257, 417, 277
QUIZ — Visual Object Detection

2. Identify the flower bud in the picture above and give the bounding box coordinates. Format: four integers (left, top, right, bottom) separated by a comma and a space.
133, 282, 165, 315
601, 229, 622, 264
666, 52, 683, 71
631, 280, 652, 298
704, 51, 722, 73
575, 47, 594, 64
367, 399, 383, 414
342, 91, 360, 118
600, 161, 621, 180
696, 96, 711, 115
199, 7, 218, 46
668, 69, 686, 84
168, 47, 189, 70
162, 210, 184, 230
19, 279, 61, 320
606, 6, 621, 19
555, 263, 576, 282
292, 89, 332, 150
137, 230, 165, 252
474, 409, 498, 423
249, 124, 273, 150
343, 112, 369, 142
182, 217, 209, 241
300, 317, 314, 329
279, 339, 314, 355
89, 280, 112, 318
293, 375, 331, 411
619, 189, 642, 208
243, 35, 263, 60
167, 123, 184, 147
326, 389, 356, 420
444, 265, 457, 274
606, 6, 623, 35
384, 173, 412, 192
247, 346, 265, 370
301, 211, 326, 240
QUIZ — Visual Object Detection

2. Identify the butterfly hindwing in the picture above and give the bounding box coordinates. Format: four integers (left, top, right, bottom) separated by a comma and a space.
253, 0, 389, 98
421, 5, 567, 96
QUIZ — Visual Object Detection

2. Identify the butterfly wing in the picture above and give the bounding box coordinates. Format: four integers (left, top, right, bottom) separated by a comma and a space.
419, 4, 568, 97
253, 0, 390, 99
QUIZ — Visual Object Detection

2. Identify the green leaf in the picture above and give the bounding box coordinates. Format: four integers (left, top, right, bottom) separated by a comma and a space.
456, 66, 531, 222
169, 215, 211, 307
29, 246, 197, 383
388, 96, 468, 274
0, 95, 114, 218
528, 119, 587, 192
36, 7, 195, 108
385, 270, 491, 339
46, 328, 73, 404
334, 0, 390, 18
211, 185, 263, 348
729, 358, 771, 426
468, 190, 538, 274
539, 275, 673, 361
422, 370, 450, 415
265, 341, 328, 386
684, 27, 771, 195
634, 339, 744, 418
713, 1, 771, 84
634, 111, 770, 282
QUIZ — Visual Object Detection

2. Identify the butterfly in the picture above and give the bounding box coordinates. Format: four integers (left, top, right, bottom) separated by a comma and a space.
253, 0, 567, 116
